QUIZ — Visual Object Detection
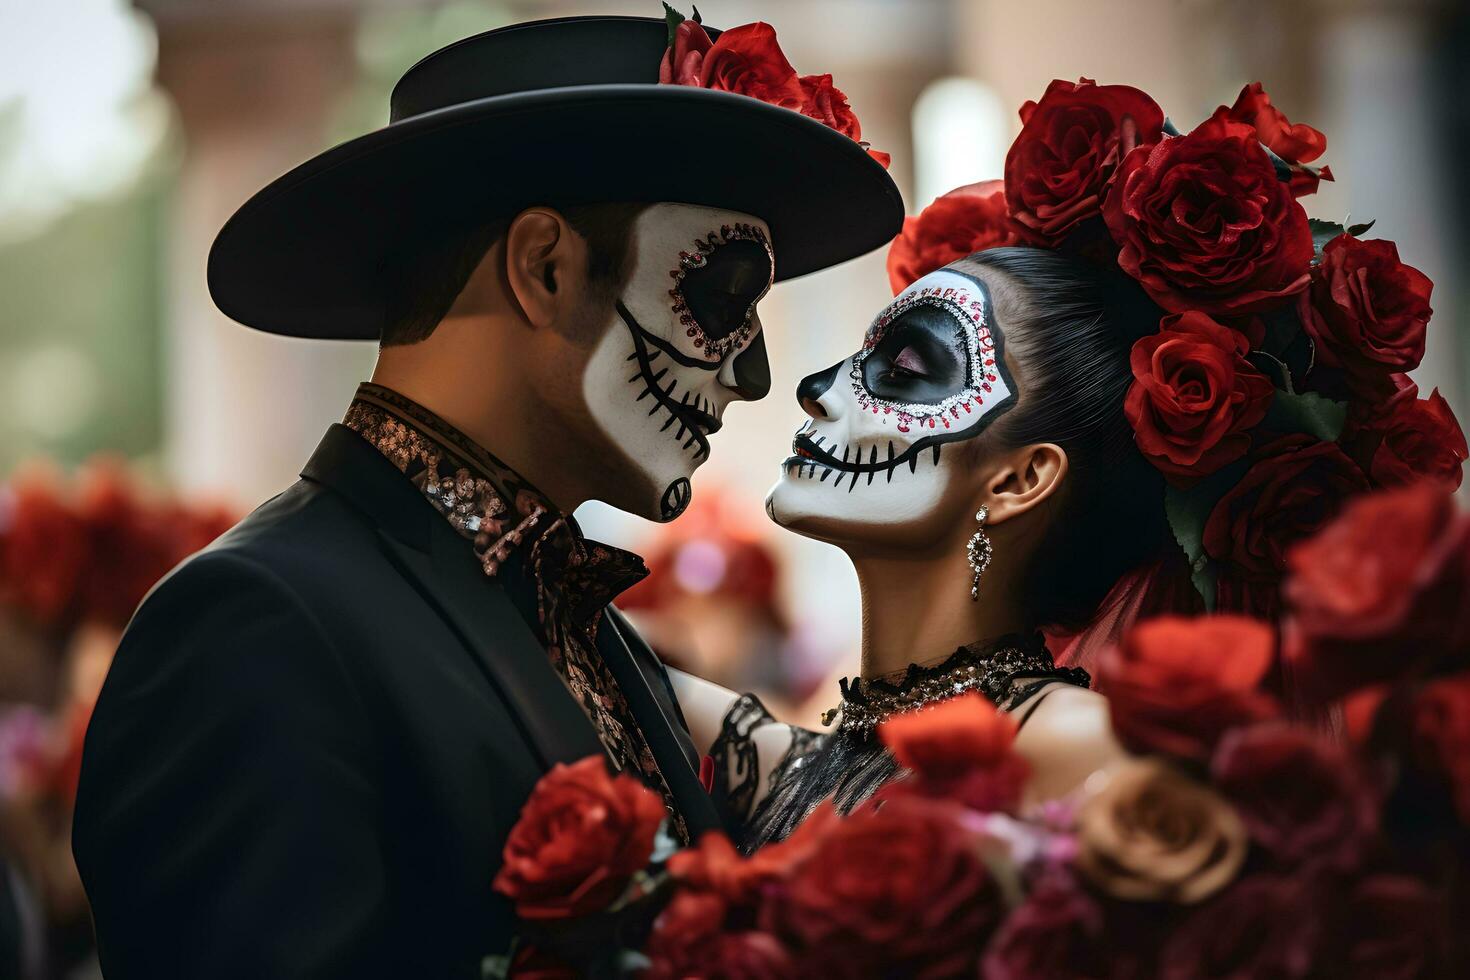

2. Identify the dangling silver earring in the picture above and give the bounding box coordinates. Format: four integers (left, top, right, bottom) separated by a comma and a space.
967, 505, 992, 601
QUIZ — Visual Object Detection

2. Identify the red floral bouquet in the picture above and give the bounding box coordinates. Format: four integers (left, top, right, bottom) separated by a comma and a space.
0, 461, 237, 805
493, 485, 1470, 978
0, 460, 237, 632
656, 5, 889, 168
889, 78, 1464, 619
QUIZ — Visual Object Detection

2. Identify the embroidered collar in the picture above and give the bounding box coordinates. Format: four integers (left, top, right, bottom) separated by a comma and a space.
343, 382, 647, 623
823, 632, 1090, 739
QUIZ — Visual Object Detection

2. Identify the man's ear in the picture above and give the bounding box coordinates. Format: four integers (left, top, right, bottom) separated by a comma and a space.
984, 442, 1068, 526
502, 208, 588, 329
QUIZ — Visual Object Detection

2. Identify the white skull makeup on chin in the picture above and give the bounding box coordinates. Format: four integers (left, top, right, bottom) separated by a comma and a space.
582, 203, 774, 522
766, 268, 1017, 535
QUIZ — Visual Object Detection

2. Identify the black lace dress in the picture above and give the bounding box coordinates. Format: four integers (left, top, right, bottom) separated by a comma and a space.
709, 633, 1090, 852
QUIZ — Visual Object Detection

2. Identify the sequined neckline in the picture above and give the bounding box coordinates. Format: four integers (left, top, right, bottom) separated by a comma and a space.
849, 632, 1049, 700
824, 632, 1087, 739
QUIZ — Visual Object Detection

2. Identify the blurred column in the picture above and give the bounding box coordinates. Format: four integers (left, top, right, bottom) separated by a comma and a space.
1308, 0, 1462, 414
143, 3, 375, 504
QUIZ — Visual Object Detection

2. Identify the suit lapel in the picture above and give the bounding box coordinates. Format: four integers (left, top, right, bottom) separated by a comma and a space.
303, 423, 718, 833
598, 611, 723, 839
377, 518, 609, 770
303, 424, 606, 771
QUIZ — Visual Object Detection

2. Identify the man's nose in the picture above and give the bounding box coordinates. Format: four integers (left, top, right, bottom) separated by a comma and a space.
719, 330, 771, 401
797, 360, 843, 419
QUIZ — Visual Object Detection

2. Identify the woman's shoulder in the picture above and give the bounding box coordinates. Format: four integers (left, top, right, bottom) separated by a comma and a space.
1010, 682, 1123, 805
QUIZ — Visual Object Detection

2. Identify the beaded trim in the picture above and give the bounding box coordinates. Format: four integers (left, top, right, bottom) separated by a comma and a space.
822, 637, 1089, 740
850, 279, 1002, 434
669, 222, 773, 362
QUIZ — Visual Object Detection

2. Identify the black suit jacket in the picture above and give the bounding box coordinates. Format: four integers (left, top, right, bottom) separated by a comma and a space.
72, 424, 720, 979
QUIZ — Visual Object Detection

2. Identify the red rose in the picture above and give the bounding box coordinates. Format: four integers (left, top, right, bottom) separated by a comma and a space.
1331, 875, 1448, 980
649, 908, 798, 980
1203, 434, 1369, 585
1358, 388, 1467, 489
668, 804, 835, 909
1409, 673, 1470, 824
493, 756, 666, 920
0, 471, 89, 625
797, 73, 890, 170
1004, 78, 1164, 244
658, 20, 714, 87
1211, 723, 1378, 871
1098, 615, 1280, 761
798, 73, 856, 139
660, 22, 886, 167
1284, 484, 1470, 700
75, 463, 184, 628
1300, 235, 1433, 397
1220, 83, 1331, 196
702, 933, 797, 980
1157, 875, 1324, 980
980, 868, 1108, 980
886, 181, 1025, 293
1124, 312, 1274, 481
645, 890, 737, 980
878, 692, 1031, 812
761, 797, 1002, 976
697, 23, 805, 112
1223, 83, 1326, 165
1102, 113, 1314, 314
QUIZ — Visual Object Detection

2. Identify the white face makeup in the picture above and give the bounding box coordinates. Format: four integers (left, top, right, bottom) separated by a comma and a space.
582, 203, 774, 521
766, 268, 1017, 532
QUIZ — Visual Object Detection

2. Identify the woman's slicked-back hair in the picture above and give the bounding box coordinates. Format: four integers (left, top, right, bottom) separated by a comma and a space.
953, 246, 1177, 630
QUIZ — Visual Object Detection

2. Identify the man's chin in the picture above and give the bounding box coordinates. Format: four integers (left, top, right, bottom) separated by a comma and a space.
595, 457, 700, 523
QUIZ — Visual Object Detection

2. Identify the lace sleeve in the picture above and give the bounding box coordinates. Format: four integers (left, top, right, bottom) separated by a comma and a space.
708, 694, 825, 831
708, 694, 771, 827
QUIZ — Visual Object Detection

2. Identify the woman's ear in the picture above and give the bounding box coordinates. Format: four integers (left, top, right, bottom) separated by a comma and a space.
984, 442, 1068, 525
502, 208, 589, 329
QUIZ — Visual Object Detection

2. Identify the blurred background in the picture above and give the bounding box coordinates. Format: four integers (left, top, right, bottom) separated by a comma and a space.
1, 0, 1467, 974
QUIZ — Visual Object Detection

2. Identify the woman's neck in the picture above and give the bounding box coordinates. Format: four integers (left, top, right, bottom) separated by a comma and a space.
852, 550, 1028, 679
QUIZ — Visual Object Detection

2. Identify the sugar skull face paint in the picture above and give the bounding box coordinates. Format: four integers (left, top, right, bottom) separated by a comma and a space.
583, 203, 774, 522
766, 268, 1017, 533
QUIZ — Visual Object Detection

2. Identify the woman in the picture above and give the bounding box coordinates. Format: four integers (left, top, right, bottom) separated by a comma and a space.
672, 245, 1192, 849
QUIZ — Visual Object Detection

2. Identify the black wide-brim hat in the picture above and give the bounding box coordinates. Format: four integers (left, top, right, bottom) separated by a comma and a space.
207, 15, 905, 340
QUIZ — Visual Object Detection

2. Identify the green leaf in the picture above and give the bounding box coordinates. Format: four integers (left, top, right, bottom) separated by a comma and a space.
1164, 460, 1246, 609
1248, 350, 1295, 394
619, 952, 654, 973
1308, 217, 1346, 258
1262, 388, 1347, 442
662, 2, 685, 47
1191, 559, 1219, 613
1346, 218, 1376, 237
481, 951, 513, 980
1162, 117, 1182, 137
1164, 464, 1242, 568
692, 4, 702, 23
648, 823, 681, 864
1261, 141, 1295, 183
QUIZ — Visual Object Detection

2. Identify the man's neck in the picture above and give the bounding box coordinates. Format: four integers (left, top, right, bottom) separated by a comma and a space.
369, 328, 587, 514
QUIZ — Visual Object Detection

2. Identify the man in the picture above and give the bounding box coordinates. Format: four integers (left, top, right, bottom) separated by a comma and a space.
72, 13, 901, 979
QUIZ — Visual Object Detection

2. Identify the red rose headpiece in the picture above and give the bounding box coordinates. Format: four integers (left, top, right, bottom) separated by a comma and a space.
888, 79, 1463, 616
657, 6, 889, 169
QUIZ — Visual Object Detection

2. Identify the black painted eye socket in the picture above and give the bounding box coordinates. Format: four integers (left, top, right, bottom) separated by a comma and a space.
862, 304, 967, 404
680, 239, 771, 340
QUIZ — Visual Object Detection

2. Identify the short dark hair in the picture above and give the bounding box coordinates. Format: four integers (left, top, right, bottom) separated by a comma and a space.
958, 247, 1180, 631
380, 201, 650, 347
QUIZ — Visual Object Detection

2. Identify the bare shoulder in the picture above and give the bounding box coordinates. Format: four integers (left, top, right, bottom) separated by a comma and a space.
1010, 683, 1124, 807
